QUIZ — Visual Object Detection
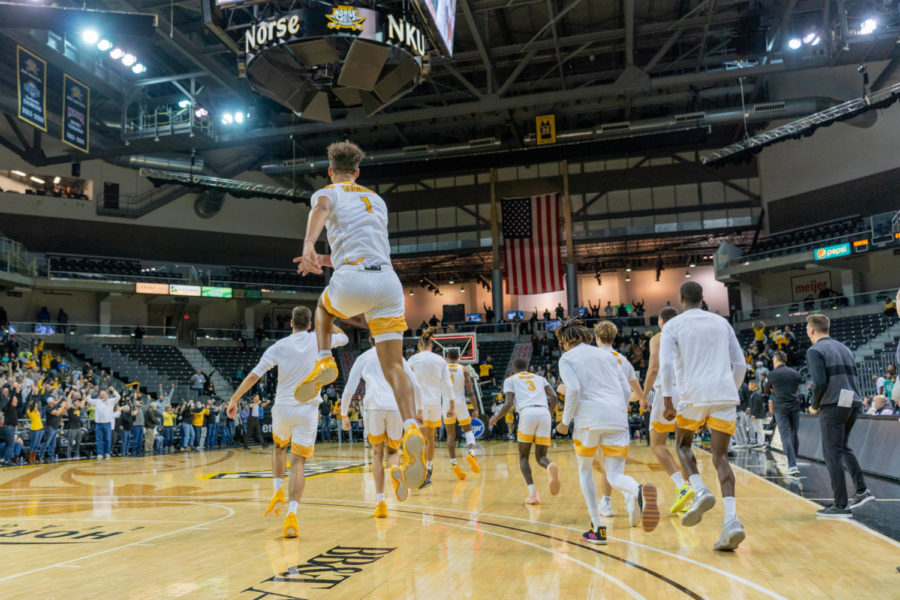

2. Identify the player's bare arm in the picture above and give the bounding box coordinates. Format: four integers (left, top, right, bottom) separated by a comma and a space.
489, 392, 515, 428
293, 194, 333, 276
545, 384, 558, 417
228, 372, 261, 418
464, 369, 478, 418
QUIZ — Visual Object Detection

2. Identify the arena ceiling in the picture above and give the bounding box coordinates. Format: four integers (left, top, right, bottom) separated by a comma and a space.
1, 0, 899, 182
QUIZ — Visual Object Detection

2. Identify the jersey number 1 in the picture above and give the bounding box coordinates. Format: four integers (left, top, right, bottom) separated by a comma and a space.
361, 196, 372, 213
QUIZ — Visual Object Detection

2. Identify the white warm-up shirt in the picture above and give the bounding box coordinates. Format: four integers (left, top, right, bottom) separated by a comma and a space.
251, 331, 349, 405
407, 350, 452, 409
558, 343, 631, 430
502, 372, 551, 413
599, 346, 636, 402
659, 308, 746, 406
88, 389, 120, 424
341, 348, 422, 413
312, 182, 392, 270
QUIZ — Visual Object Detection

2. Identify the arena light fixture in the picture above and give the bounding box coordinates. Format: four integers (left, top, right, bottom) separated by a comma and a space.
53, 176, 61, 184
448, 278, 455, 285
177, 99, 191, 109
11, 170, 26, 177
860, 18, 878, 35
625, 265, 632, 272
689, 256, 697, 268
625, 273, 631, 282
459, 285, 464, 293
81, 29, 99, 45
788, 38, 802, 50
194, 106, 209, 118
110, 47, 124, 59
221, 112, 233, 125
97, 39, 112, 51
132, 63, 146, 74
234, 111, 244, 124
685, 270, 691, 278
121, 53, 137, 66
408, 289, 414, 296
30, 176, 45, 184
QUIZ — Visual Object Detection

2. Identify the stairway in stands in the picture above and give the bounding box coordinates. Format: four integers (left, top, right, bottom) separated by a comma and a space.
179, 347, 234, 398
67, 340, 187, 398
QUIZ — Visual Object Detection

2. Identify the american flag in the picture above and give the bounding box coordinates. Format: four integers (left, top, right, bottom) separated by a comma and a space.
502, 194, 564, 295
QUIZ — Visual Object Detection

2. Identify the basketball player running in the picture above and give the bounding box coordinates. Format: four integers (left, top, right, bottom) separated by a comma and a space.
642, 307, 694, 513
490, 358, 560, 504
341, 340, 423, 516
227, 307, 348, 538
293, 141, 426, 491
660, 282, 747, 551
592, 320, 646, 517
444, 348, 481, 479
407, 326, 453, 487
554, 321, 659, 544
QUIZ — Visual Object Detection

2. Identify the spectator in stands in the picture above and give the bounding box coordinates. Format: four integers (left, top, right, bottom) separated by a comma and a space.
347, 401, 360, 442
234, 365, 245, 385
37, 307, 51, 324
254, 326, 265, 349
145, 401, 159, 454
871, 375, 886, 396
133, 325, 144, 347
867, 395, 894, 416
766, 351, 803, 475
616, 303, 628, 318
752, 320, 766, 344
192, 400, 208, 450
40, 396, 65, 463
88, 386, 120, 459
479, 356, 495, 386
205, 399, 220, 449
604, 301, 613, 318
243, 394, 269, 449
429, 314, 440, 328
883, 368, 896, 399
1, 386, 19, 465
131, 395, 146, 456
484, 303, 495, 322
542, 307, 551, 321
116, 397, 136, 457
747, 381, 767, 448
190, 369, 205, 400
26, 397, 44, 464
57, 309, 68, 334
319, 392, 334, 442
884, 296, 897, 318
64, 390, 84, 459
0, 305, 7, 328
162, 404, 177, 452
555, 303, 565, 320
178, 402, 194, 451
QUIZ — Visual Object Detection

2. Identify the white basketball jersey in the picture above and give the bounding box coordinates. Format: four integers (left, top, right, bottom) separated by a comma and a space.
408, 350, 452, 408
502, 372, 550, 412
312, 182, 392, 270
446, 362, 466, 401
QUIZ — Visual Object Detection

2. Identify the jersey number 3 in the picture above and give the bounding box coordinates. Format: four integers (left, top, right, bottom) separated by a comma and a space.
361, 196, 373, 213
526, 381, 536, 391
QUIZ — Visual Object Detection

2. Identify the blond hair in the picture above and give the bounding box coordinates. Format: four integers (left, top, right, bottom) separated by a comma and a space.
419, 326, 437, 350
593, 320, 618, 344
806, 313, 830, 334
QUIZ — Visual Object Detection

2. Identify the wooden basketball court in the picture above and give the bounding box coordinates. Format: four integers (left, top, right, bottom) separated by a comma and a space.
0, 441, 895, 599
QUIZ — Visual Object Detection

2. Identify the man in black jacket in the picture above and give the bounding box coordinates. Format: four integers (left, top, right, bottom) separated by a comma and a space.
805, 314, 873, 518
766, 351, 803, 476
1, 387, 18, 465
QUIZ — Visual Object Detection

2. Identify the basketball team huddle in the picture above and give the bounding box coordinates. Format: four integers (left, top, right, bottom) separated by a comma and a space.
228, 140, 748, 553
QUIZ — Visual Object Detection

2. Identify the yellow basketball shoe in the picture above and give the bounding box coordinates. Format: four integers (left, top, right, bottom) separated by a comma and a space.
400, 423, 426, 488
265, 487, 285, 517
282, 512, 298, 538
390, 465, 409, 502
465, 452, 480, 474
294, 355, 338, 402
373, 501, 388, 518
451, 463, 467, 480
670, 483, 695, 514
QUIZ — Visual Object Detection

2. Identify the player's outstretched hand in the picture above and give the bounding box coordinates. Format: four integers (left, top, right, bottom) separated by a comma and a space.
292, 250, 323, 276
556, 423, 569, 435
226, 400, 238, 420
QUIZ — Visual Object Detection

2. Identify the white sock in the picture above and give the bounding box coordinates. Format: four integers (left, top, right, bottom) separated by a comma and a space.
601, 495, 611, 504
273, 478, 283, 492
450, 458, 457, 465
317, 350, 332, 360
376, 493, 385, 504
464, 431, 476, 446
403, 419, 418, 431
671, 472, 685, 488
527, 484, 536, 495
288, 501, 299, 515
426, 460, 433, 469
689, 474, 707, 492
723, 496, 737, 521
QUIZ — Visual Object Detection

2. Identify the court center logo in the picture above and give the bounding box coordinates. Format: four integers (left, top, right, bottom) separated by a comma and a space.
326, 5, 366, 31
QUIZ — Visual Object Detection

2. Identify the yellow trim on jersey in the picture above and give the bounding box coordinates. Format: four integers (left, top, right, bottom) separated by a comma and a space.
424, 420, 442, 429
443, 417, 457, 425
291, 443, 314, 458
573, 439, 597, 457
517, 432, 535, 443
344, 256, 364, 265
675, 415, 705, 432
601, 445, 628, 458
273, 434, 290, 448
369, 316, 408, 336
386, 437, 402, 450
535, 436, 551, 446
322, 289, 351, 319
651, 422, 676, 433
368, 432, 387, 445
706, 416, 736, 435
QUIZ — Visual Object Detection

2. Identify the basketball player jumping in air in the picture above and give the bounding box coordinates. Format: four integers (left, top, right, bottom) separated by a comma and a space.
555, 321, 659, 544
444, 348, 481, 479
641, 307, 694, 514
490, 358, 560, 504
341, 338, 423, 516
407, 326, 453, 487
293, 141, 427, 494
660, 282, 747, 551
227, 307, 348, 538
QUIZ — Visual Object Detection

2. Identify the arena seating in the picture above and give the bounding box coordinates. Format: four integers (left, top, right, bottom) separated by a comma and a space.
738, 311, 895, 356
216, 267, 326, 289
749, 217, 868, 258
44, 254, 185, 282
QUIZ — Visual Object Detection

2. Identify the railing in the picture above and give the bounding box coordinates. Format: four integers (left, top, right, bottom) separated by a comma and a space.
734, 288, 897, 323
736, 229, 869, 264
6, 322, 175, 338
0, 237, 37, 276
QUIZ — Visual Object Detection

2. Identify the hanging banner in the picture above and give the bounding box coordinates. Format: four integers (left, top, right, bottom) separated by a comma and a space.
16, 45, 47, 132
62, 74, 90, 153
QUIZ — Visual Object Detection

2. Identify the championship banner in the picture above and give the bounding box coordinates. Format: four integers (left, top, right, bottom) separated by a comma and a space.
62, 74, 90, 153
16, 45, 47, 132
